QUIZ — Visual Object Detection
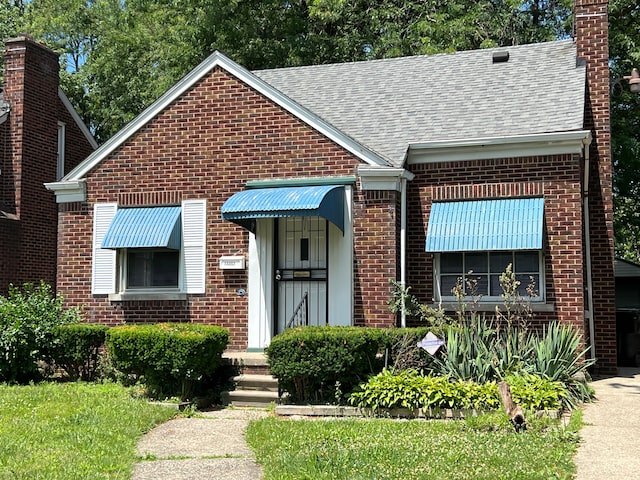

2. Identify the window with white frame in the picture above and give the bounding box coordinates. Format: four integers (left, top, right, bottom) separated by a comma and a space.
92, 200, 207, 297
435, 250, 543, 301
57, 122, 66, 180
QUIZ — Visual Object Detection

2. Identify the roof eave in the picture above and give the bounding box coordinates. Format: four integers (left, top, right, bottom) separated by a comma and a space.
407, 130, 592, 164
44, 179, 86, 203
63, 51, 388, 182
357, 165, 415, 191
58, 88, 98, 150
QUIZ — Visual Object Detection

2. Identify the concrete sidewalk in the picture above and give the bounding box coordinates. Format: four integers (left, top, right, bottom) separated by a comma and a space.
132, 408, 267, 480
574, 367, 640, 480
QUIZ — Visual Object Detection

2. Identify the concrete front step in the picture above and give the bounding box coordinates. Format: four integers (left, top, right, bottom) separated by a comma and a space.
233, 374, 279, 392
221, 389, 279, 408
222, 351, 270, 375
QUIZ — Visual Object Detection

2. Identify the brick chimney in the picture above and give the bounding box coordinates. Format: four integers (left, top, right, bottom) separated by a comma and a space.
0, 36, 61, 291
575, 0, 617, 373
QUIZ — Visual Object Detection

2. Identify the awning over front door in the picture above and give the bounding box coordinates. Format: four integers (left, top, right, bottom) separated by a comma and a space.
221, 185, 344, 233
425, 197, 544, 252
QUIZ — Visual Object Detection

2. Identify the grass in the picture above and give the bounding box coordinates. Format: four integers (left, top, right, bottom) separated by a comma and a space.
246, 411, 582, 480
0, 382, 176, 479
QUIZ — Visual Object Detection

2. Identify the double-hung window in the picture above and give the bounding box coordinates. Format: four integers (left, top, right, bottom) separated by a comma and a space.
425, 197, 545, 303
92, 200, 207, 298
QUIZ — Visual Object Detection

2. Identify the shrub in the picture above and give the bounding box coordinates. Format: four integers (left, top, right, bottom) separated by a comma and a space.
349, 369, 502, 412
49, 324, 108, 381
527, 322, 595, 409
266, 326, 384, 404
0, 282, 82, 383
349, 369, 565, 413
505, 373, 566, 411
105, 323, 229, 400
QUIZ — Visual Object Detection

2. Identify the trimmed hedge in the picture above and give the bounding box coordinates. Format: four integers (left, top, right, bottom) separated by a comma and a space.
106, 323, 229, 400
49, 324, 108, 381
266, 326, 386, 403
266, 326, 449, 404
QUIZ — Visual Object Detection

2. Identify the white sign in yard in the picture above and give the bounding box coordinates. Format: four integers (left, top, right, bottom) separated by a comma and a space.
417, 331, 445, 355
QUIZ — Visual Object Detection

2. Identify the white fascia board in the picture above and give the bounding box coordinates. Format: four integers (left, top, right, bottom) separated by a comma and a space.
358, 165, 415, 191
64, 51, 388, 182
58, 88, 98, 149
407, 130, 592, 164
44, 179, 86, 203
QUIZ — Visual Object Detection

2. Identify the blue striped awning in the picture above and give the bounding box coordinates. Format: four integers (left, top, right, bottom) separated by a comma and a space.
221, 185, 344, 233
102, 206, 182, 250
425, 198, 544, 252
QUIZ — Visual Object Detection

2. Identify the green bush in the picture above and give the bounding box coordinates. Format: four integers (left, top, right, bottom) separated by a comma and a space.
105, 323, 229, 400
349, 369, 501, 412
266, 326, 385, 404
0, 282, 82, 383
49, 324, 108, 381
349, 369, 565, 413
505, 373, 566, 411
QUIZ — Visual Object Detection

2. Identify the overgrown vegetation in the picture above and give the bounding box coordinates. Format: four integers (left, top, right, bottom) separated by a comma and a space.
0, 382, 176, 479
247, 412, 582, 480
106, 323, 229, 401
0, 282, 83, 383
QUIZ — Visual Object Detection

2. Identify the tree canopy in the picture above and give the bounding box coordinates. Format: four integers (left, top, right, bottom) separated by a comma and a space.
3, 0, 640, 262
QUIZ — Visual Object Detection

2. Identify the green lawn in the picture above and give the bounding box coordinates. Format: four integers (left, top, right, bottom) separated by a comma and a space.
246, 412, 582, 480
0, 382, 176, 479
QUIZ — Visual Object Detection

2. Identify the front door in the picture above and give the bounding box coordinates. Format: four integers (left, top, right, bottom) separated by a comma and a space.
275, 216, 327, 333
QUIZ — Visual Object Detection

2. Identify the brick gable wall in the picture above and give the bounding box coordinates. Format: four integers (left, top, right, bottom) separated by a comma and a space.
407, 154, 585, 334
57, 67, 396, 349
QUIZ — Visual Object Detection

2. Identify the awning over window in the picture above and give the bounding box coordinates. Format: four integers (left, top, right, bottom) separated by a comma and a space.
102, 206, 182, 250
221, 185, 344, 233
425, 198, 544, 252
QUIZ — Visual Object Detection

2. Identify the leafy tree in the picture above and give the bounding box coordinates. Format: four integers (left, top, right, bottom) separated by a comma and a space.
16, 0, 573, 142
0, 0, 25, 84
610, 0, 640, 263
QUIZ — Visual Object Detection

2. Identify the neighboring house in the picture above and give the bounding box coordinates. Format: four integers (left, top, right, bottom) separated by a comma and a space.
45, 0, 618, 372
0, 36, 97, 294
614, 257, 640, 366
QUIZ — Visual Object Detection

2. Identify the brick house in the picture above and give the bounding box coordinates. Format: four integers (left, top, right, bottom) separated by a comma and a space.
0, 36, 97, 294
45, 0, 617, 372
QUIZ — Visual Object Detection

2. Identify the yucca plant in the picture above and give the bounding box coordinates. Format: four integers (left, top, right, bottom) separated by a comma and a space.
525, 322, 595, 409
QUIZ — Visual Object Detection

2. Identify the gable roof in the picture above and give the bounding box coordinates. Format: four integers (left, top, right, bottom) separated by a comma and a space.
256, 39, 586, 166
53, 39, 586, 189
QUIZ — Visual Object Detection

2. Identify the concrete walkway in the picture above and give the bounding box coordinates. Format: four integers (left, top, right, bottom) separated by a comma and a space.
132, 408, 267, 480
574, 367, 640, 480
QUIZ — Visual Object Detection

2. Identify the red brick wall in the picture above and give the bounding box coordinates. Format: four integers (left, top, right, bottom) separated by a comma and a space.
56, 67, 396, 349
0, 37, 95, 295
407, 154, 585, 333
576, 0, 617, 373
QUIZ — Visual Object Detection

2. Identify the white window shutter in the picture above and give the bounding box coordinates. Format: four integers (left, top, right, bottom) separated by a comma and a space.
92, 203, 117, 294
182, 199, 207, 294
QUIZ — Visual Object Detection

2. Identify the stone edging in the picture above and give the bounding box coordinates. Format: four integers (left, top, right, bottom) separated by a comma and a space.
275, 404, 562, 419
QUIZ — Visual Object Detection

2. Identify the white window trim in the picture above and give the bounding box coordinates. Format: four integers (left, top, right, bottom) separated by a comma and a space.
433, 251, 546, 304
92, 200, 206, 300
57, 122, 66, 181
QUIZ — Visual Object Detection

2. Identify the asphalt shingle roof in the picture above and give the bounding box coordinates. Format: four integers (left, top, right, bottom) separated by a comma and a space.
255, 40, 585, 167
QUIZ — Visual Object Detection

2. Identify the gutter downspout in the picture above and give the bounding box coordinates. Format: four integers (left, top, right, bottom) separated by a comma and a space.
400, 176, 408, 328
583, 136, 596, 361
